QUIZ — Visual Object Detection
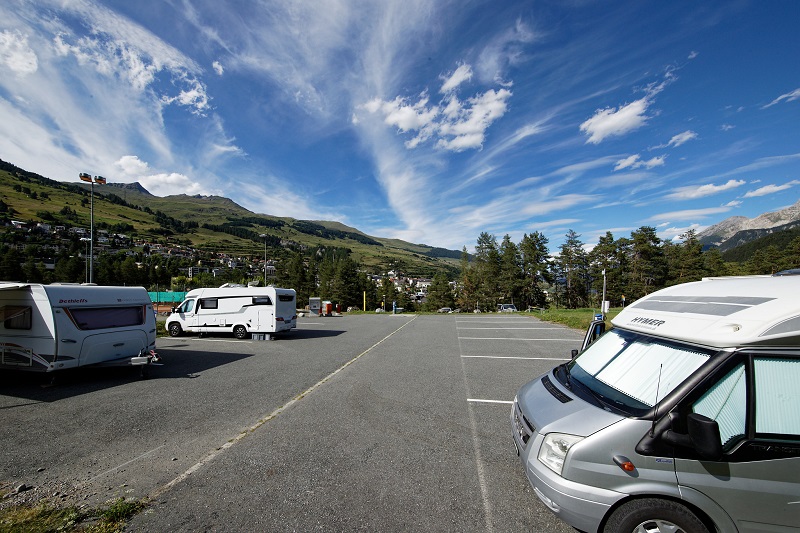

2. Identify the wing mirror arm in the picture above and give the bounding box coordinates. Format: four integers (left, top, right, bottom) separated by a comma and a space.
662, 413, 723, 461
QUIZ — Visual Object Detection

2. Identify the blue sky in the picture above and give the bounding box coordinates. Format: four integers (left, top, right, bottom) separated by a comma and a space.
1, 1, 798, 253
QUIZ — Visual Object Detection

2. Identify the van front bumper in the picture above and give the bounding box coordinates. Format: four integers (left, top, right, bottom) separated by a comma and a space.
511, 406, 622, 533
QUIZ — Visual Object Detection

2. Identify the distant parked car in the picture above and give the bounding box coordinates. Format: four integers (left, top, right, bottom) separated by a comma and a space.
498, 304, 517, 312
437, 307, 452, 313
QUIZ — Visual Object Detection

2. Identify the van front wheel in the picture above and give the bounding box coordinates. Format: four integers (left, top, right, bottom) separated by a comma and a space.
233, 325, 248, 339
604, 498, 709, 533
168, 323, 182, 337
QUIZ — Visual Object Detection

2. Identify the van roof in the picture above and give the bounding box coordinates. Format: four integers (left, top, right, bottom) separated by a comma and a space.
612, 275, 800, 348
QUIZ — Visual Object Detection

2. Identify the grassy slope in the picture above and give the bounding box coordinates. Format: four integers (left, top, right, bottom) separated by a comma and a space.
0, 164, 459, 275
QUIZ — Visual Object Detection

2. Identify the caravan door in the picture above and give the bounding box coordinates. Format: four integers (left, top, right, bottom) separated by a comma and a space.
255, 296, 276, 333
52, 308, 83, 369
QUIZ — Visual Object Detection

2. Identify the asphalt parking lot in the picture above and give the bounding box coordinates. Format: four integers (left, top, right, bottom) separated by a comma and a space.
1, 313, 582, 532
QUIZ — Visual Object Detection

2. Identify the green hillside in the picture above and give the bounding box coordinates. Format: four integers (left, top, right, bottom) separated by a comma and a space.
0, 159, 459, 277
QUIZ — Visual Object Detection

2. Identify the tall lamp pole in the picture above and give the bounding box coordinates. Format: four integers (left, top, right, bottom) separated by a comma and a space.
80, 237, 91, 283
79, 173, 106, 283
259, 234, 267, 286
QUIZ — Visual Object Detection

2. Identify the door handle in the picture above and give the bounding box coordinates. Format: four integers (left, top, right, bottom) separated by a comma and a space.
61, 339, 77, 343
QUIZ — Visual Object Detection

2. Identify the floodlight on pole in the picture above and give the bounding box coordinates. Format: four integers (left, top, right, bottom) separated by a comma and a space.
80, 173, 106, 284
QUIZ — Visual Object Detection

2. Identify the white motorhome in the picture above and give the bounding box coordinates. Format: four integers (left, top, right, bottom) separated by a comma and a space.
167, 286, 296, 339
511, 275, 800, 533
0, 283, 158, 373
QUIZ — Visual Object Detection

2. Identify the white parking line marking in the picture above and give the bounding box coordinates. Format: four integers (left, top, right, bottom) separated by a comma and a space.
459, 337, 578, 341
468, 399, 514, 404
456, 326, 564, 330
149, 315, 418, 501
461, 355, 570, 361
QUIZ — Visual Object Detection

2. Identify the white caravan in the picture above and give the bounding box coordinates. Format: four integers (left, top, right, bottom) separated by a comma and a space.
0, 283, 158, 373
167, 286, 297, 339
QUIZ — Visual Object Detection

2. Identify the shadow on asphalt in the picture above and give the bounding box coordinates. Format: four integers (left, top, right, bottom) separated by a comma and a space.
0, 347, 254, 403
0, 329, 345, 403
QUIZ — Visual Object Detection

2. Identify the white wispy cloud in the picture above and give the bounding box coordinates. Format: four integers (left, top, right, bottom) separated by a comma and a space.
665, 179, 745, 200
648, 206, 733, 222
363, 70, 512, 152
440, 64, 473, 93
743, 180, 800, 198
665, 130, 698, 147
0, 30, 38, 75
614, 154, 666, 171
114, 156, 210, 196
475, 17, 536, 84
580, 70, 676, 144
762, 88, 800, 108
580, 97, 650, 144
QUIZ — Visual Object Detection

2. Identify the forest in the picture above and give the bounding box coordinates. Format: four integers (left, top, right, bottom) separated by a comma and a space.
2, 222, 799, 314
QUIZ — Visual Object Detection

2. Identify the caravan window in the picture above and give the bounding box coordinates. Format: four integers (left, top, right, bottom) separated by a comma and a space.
1, 306, 32, 330
199, 298, 218, 310
69, 306, 145, 330
253, 297, 273, 305
278, 294, 294, 302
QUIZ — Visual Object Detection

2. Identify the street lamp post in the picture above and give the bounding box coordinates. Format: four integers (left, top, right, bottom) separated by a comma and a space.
79, 237, 91, 283
259, 234, 267, 286
79, 173, 106, 283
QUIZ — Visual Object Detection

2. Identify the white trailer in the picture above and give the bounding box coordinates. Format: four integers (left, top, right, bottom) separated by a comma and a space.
0, 283, 158, 373
166, 286, 297, 339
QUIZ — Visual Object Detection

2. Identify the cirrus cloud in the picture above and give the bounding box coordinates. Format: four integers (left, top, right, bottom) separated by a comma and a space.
743, 180, 800, 197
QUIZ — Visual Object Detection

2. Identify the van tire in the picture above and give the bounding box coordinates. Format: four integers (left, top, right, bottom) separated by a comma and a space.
233, 325, 248, 339
603, 498, 709, 533
168, 323, 183, 337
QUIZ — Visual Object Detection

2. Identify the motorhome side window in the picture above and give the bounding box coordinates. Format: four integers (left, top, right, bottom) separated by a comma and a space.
199, 298, 218, 310
692, 356, 800, 448
253, 297, 272, 305
69, 306, 145, 330
177, 300, 194, 313
1, 306, 32, 330
278, 294, 294, 302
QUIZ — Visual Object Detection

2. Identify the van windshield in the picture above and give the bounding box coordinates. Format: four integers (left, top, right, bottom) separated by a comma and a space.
565, 329, 714, 416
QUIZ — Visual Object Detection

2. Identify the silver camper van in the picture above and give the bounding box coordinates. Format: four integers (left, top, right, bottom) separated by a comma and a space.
511, 276, 800, 533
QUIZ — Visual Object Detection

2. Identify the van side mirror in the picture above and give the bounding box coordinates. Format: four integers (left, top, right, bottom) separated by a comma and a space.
662, 413, 723, 461
580, 319, 606, 352
571, 349, 579, 359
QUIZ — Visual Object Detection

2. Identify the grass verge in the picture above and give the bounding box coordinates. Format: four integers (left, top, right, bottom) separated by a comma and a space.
0, 497, 146, 533
532, 307, 621, 331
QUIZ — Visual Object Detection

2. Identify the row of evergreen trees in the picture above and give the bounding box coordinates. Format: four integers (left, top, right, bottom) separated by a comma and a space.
456, 227, 800, 312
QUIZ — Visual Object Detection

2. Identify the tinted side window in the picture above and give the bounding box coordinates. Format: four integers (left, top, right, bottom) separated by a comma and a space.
69, 306, 145, 330
1, 306, 32, 330
199, 298, 218, 310
278, 294, 294, 302
693, 363, 747, 449
755, 357, 800, 436
177, 300, 195, 313
253, 297, 272, 305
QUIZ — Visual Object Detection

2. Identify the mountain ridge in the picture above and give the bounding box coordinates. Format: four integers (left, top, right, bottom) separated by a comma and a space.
697, 199, 800, 250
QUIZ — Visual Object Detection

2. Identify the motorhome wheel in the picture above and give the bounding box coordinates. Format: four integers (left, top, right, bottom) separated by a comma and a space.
603, 498, 709, 533
233, 325, 248, 339
168, 323, 183, 337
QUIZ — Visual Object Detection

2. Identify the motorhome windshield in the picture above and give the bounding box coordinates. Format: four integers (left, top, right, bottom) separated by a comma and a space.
565, 329, 714, 416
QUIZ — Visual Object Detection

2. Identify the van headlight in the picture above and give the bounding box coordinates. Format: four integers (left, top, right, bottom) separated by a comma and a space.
538, 433, 583, 476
